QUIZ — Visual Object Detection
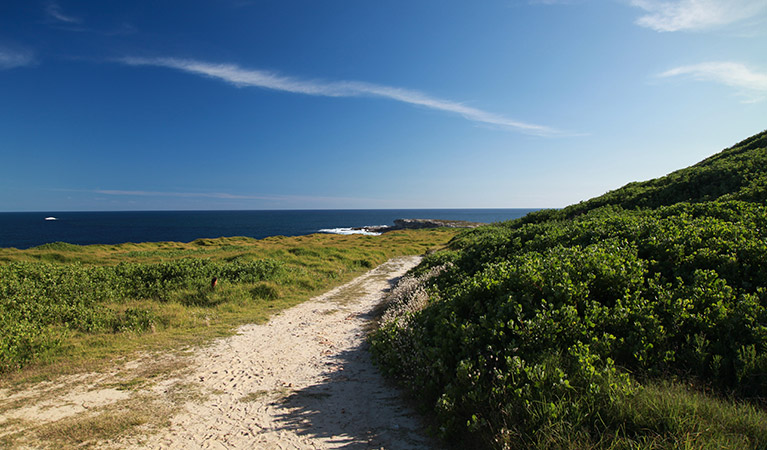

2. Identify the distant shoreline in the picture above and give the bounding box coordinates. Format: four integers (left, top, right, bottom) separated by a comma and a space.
0, 209, 537, 249
364, 218, 485, 233
319, 218, 486, 236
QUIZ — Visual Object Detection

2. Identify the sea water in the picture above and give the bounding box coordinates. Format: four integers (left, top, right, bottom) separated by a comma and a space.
0, 209, 539, 249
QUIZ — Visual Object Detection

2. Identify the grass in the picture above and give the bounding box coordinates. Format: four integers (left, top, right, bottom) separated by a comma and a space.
0, 229, 457, 448
614, 381, 767, 450
19, 388, 193, 449
0, 360, 201, 449
0, 229, 456, 449
480, 379, 767, 450
1, 229, 448, 447
239, 390, 272, 402
0, 229, 456, 387
35, 408, 154, 448
239, 388, 292, 403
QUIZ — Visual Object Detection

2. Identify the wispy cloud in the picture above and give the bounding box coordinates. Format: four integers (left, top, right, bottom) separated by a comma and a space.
90, 189, 383, 207
45, 1, 82, 24
44, 2, 137, 36
119, 56, 558, 136
630, 0, 767, 32
94, 189, 273, 200
659, 61, 767, 101
0, 47, 35, 70
527, 0, 577, 5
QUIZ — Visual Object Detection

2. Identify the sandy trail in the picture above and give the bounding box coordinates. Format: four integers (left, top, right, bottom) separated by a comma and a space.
116, 255, 434, 449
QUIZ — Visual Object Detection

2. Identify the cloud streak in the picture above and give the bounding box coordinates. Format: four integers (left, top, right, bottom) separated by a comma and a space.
45, 2, 82, 24
0, 47, 35, 70
91, 189, 384, 207
630, 0, 767, 32
95, 189, 274, 200
119, 56, 557, 135
659, 61, 767, 101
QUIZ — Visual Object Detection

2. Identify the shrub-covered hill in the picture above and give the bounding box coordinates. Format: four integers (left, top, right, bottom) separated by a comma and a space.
370, 129, 767, 449
525, 129, 767, 223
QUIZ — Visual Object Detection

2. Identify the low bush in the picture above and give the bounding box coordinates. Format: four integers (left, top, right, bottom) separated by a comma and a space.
0, 257, 284, 371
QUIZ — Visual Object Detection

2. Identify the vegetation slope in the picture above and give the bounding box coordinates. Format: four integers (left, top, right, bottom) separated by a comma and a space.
371, 129, 767, 449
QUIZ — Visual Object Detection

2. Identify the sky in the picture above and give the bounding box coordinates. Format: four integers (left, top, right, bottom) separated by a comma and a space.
1, 0, 766, 212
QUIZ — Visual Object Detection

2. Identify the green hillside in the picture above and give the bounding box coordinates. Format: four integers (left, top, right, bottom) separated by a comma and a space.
371, 129, 767, 449
545, 129, 767, 221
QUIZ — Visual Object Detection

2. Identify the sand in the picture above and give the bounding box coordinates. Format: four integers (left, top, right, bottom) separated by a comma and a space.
0, 256, 434, 449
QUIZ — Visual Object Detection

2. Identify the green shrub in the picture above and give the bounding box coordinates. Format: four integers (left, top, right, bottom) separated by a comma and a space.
0, 257, 285, 371
372, 196, 767, 447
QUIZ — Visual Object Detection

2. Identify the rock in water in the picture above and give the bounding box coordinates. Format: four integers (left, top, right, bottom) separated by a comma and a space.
359, 218, 484, 233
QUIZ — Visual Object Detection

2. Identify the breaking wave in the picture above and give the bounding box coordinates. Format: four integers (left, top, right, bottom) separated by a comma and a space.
318, 227, 383, 236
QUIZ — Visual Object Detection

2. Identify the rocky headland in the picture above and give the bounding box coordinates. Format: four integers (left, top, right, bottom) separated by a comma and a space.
360, 218, 485, 234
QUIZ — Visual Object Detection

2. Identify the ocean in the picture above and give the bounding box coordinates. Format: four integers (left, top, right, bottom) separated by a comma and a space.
0, 209, 539, 250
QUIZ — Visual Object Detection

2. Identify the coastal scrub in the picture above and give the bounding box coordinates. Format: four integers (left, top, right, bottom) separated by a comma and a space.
370, 130, 767, 449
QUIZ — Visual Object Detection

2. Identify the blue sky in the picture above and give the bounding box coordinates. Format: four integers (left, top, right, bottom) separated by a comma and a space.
1, 0, 766, 211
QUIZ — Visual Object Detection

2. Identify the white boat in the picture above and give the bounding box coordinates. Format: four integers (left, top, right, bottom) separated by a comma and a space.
45, 217, 58, 221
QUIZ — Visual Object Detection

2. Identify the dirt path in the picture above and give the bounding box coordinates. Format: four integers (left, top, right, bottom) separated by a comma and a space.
116, 255, 433, 449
